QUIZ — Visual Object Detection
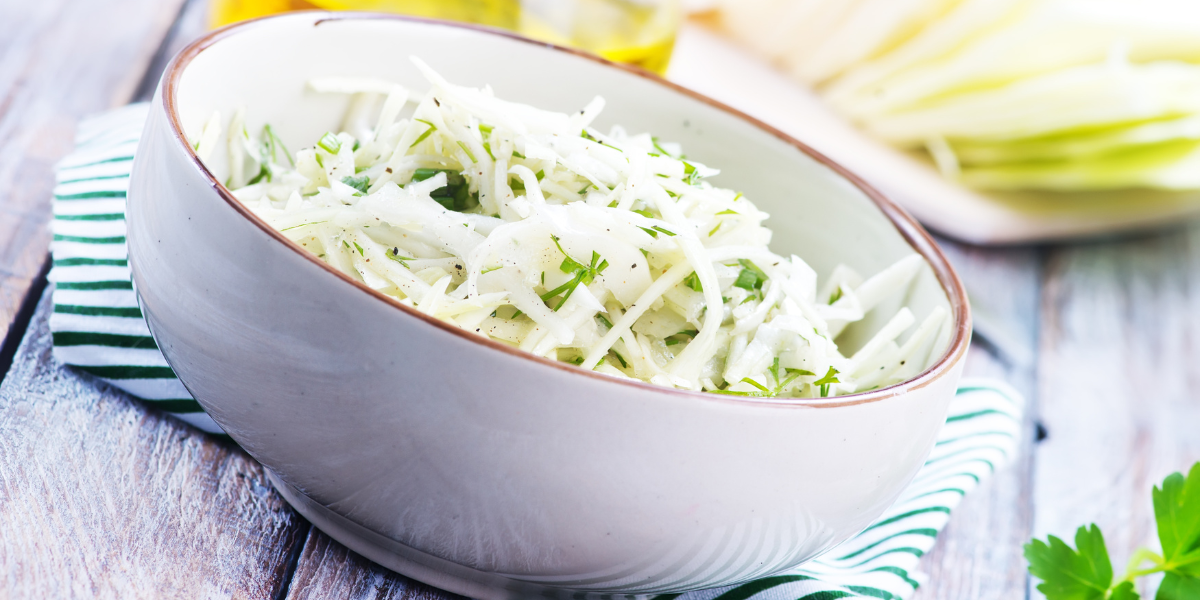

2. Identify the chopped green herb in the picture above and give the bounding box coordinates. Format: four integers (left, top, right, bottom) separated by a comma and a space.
352, 140, 360, 152
481, 265, 503, 274
352, 241, 364, 256
413, 168, 477, 212
342, 240, 350, 250
814, 366, 840, 397
579, 185, 591, 195
512, 150, 526, 159
632, 208, 654, 218
341, 175, 370, 195
608, 200, 619, 208
409, 120, 437, 148
535, 169, 544, 181
597, 314, 614, 329
263, 124, 294, 166
708, 222, 722, 237
828, 286, 844, 304
684, 272, 703, 292
569, 356, 585, 365
639, 226, 659, 238
385, 247, 415, 267
280, 221, 327, 232
733, 192, 743, 202
540, 236, 609, 311
317, 132, 342, 155
716, 209, 739, 215
612, 351, 628, 369
456, 140, 478, 163
733, 259, 768, 291
651, 225, 675, 236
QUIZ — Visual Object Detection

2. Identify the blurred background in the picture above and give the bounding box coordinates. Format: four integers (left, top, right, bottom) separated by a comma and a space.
198, 0, 1200, 244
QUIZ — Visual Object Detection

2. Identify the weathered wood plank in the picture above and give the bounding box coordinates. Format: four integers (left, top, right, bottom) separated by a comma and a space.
0, 0, 186, 342
133, 0, 212, 103
912, 240, 1040, 600
285, 530, 464, 600
1035, 226, 1200, 598
0, 294, 309, 598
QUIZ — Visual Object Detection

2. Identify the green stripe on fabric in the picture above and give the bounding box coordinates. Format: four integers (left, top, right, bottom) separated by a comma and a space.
57, 173, 130, 185
712, 575, 815, 600
53, 234, 125, 244
903, 487, 967, 502
55, 281, 132, 290
54, 190, 127, 200
936, 430, 1015, 446
74, 365, 176, 379
143, 399, 204, 413
843, 547, 926, 569
53, 257, 128, 267
869, 566, 920, 588
55, 304, 142, 318
52, 332, 157, 349
837, 529, 938, 561
54, 213, 125, 221
925, 446, 1005, 468
946, 409, 1007, 423
796, 592, 855, 600
58, 155, 134, 170
845, 585, 901, 600
862, 507, 950, 533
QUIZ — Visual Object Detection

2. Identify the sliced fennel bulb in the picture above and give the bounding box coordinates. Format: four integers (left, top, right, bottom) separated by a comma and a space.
718, 0, 1200, 192
195, 58, 946, 399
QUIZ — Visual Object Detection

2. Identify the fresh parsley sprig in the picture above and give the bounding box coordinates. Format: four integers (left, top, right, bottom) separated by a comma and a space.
1026, 462, 1200, 600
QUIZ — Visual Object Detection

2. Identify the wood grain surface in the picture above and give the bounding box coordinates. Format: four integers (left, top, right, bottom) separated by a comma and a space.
286, 530, 464, 600
3, 1, 1200, 598
0, 0, 189, 345
913, 241, 1041, 600
0, 294, 308, 599
1036, 226, 1200, 598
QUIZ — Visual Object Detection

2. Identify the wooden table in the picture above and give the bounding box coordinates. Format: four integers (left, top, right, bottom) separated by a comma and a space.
1, 1, 1196, 598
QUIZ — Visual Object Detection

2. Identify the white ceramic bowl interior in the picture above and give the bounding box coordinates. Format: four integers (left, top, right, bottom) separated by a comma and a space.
128, 12, 970, 600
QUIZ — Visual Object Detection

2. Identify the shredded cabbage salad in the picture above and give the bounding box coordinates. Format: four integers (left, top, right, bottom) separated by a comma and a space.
719, 0, 1200, 192
192, 58, 947, 398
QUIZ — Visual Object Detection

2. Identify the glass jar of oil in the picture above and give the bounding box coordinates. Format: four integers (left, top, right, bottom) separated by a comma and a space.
210, 0, 680, 74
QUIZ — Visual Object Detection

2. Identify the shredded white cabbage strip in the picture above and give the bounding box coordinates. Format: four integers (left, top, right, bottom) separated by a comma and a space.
203, 58, 948, 398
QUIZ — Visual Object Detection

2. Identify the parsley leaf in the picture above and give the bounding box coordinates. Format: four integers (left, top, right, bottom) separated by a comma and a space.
1155, 463, 1200, 577
1025, 525, 1119, 600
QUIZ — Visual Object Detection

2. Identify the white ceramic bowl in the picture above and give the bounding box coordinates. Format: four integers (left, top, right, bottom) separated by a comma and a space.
127, 12, 970, 599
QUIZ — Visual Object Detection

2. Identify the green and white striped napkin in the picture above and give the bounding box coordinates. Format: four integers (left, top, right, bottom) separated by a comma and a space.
49, 105, 1024, 600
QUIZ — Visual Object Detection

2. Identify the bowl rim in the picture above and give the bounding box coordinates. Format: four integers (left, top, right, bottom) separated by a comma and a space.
158, 10, 971, 409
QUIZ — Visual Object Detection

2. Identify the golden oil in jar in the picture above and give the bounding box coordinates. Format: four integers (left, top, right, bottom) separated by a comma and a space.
209, 0, 680, 74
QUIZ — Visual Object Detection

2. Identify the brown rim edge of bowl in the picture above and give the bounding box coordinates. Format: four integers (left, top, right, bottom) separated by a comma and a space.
158, 10, 971, 410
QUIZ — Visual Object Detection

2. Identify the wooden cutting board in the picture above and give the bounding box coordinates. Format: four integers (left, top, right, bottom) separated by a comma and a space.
667, 23, 1200, 246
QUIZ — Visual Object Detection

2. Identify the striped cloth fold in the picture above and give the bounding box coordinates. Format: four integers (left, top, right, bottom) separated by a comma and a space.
47, 105, 1024, 600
